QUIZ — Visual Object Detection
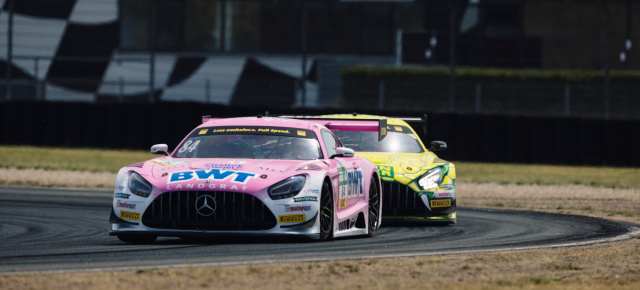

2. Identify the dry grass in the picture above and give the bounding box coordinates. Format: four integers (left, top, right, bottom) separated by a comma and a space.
1, 238, 639, 290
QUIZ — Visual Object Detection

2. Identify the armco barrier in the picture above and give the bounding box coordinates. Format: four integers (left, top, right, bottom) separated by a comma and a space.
64, 102, 88, 147
529, 117, 558, 164
579, 119, 606, 165
604, 119, 630, 167
1, 101, 638, 167
455, 114, 483, 162
4, 103, 26, 145
630, 120, 640, 167
481, 115, 508, 163
554, 117, 581, 165
23, 102, 46, 146
0, 102, 4, 144
505, 116, 531, 163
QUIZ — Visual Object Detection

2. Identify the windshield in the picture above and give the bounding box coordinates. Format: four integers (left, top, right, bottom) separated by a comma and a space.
173, 126, 322, 160
333, 130, 424, 153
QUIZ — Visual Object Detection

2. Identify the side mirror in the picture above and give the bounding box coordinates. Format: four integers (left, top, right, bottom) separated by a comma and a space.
151, 144, 169, 156
429, 141, 447, 151
331, 147, 355, 158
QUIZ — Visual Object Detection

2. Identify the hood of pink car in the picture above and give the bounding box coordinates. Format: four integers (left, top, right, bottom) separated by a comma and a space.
137, 157, 321, 193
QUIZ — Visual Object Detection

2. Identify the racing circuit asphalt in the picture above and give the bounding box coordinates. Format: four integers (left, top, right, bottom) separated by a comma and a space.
1, 186, 638, 274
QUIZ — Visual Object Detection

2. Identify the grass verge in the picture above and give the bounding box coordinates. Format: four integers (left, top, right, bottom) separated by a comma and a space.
2, 146, 639, 189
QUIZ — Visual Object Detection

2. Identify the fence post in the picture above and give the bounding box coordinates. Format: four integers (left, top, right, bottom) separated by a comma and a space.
564, 84, 570, 116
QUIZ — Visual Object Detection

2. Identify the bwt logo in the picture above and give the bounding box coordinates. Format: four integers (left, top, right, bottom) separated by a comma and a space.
347, 170, 364, 195
169, 169, 256, 184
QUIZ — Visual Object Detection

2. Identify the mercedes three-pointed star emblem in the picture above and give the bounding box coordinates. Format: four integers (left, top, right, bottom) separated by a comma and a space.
195, 194, 217, 216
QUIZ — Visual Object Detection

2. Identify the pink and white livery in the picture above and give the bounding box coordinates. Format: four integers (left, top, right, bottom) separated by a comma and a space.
110, 116, 383, 243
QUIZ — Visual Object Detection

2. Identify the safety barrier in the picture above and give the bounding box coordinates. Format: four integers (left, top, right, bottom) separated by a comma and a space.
2, 101, 638, 167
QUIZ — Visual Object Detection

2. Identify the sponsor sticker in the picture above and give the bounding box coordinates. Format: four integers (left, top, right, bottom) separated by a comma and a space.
115, 193, 130, 199
196, 126, 314, 138
338, 168, 364, 199
285, 205, 311, 212
439, 184, 455, 190
205, 163, 244, 170
166, 182, 248, 191
150, 159, 193, 166
430, 200, 451, 208
338, 219, 352, 231
377, 165, 394, 179
434, 190, 455, 198
120, 210, 140, 221
168, 169, 256, 184
294, 196, 318, 202
116, 201, 137, 209
279, 214, 305, 223
339, 198, 347, 209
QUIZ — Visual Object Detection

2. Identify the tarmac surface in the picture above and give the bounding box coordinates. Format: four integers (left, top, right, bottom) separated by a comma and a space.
0, 186, 636, 274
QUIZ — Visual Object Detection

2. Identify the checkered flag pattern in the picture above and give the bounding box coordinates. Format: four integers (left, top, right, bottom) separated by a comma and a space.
0, 0, 317, 106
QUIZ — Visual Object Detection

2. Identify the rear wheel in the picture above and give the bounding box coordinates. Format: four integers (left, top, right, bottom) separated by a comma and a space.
319, 181, 333, 241
117, 234, 157, 244
367, 177, 380, 237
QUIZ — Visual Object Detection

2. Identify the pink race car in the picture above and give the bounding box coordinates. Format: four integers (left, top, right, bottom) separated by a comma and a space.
109, 116, 383, 243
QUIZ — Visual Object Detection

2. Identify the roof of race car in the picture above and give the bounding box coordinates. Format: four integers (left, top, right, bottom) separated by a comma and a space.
200, 116, 317, 130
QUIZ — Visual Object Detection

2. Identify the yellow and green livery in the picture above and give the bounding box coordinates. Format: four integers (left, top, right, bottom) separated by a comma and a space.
320, 114, 456, 224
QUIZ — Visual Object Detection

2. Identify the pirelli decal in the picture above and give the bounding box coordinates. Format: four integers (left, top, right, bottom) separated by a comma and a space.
120, 210, 141, 221
279, 214, 305, 223
430, 200, 451, 208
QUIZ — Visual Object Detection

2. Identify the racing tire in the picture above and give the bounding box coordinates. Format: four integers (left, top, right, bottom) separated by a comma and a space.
367, 177, 380, 237
319, 181, 334, 241
117, 234, 157, 244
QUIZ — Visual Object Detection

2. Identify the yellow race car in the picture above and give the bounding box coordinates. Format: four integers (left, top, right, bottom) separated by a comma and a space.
319, 114, 456, 224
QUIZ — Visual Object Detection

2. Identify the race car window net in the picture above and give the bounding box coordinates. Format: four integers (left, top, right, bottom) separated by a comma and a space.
173, 126, 322, 160
332, 130, 424, 153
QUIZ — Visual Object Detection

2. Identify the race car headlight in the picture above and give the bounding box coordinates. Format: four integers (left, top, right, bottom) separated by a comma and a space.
268, 175, 306, 200
417, 167, 443, 191
129, 172, 152, 197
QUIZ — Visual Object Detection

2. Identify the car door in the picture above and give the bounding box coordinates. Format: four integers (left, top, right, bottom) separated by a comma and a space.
321, 129, 365, 212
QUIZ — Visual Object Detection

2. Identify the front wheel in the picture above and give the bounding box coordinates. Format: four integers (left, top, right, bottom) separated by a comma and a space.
319, 181, 333, 241
367, 177, 380, 237
117, 234, 157, 244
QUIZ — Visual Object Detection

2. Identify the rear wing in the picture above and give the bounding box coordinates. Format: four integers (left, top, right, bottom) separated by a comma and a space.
282, 113, 428, 136
285, 117, 388, 142
397, 114, 428, 135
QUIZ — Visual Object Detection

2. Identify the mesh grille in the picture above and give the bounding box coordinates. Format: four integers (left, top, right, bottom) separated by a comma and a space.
382, 182, 423, 213
142, 191, 277, 230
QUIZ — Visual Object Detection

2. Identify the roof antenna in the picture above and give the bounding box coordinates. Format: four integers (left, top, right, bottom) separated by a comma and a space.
257, 114, 263, 118
265, 111, 269, 117
352, 112, 358, 116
